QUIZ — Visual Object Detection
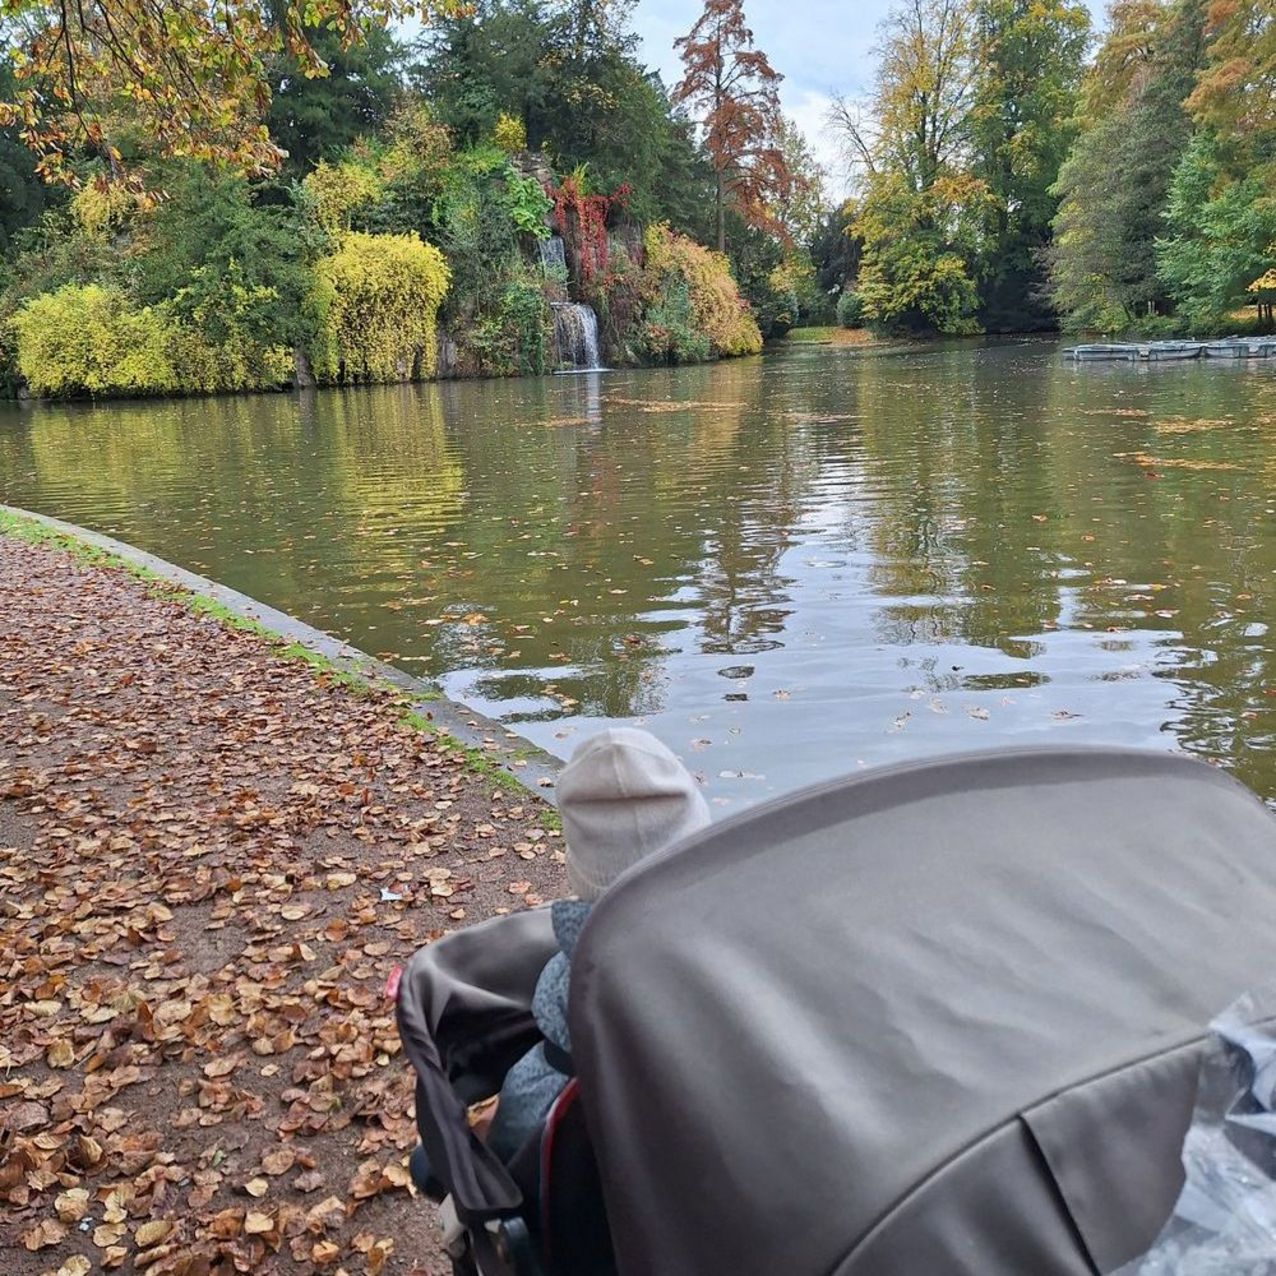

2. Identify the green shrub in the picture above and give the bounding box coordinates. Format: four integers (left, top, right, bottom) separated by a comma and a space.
638, 224, 762, 362
133, 166, 318, 352
310, 231, 450, 383
10, 283, 292, 398
638, 275, 711, 363
503, 169, 552, 239
11, 285, 176, 397
837, 289, 866, 328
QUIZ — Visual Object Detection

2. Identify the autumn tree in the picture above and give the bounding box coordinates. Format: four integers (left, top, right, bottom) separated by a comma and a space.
1159, 0, 1276, 327
1186, 0, 1275, 150
1048, 0, 1209, 328
831, 0, 988, 333
673, 0, 791, 252
0, 0, 457, 186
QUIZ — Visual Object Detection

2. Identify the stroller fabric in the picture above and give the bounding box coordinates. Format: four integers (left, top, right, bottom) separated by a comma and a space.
567, 747, 1276, 1275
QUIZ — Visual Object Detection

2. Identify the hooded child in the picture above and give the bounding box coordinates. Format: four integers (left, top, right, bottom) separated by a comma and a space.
485, 727, 711, 1160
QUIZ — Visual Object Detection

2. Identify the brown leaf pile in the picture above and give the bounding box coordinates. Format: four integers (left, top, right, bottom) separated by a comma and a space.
0, 535, 565, 1276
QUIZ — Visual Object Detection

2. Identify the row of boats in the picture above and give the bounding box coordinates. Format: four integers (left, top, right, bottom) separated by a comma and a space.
1065, 338, 1276, 362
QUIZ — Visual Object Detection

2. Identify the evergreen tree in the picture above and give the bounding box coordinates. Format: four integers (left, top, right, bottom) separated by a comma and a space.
969, 0, 1090, 329
0, 59, 47, 255
1049, 0, 1210, 328
267, 22, 405, 173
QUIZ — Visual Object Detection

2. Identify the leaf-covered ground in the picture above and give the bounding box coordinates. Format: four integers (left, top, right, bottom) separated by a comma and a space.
0, 532, 565, 1276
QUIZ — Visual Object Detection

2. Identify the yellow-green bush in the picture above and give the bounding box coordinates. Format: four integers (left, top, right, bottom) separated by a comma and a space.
10, 284, 291, 398
492, 113, 528, 154
310, 232, 450, 384
11, 285, 177, 397
302, 160, 387, 235
71, 183, 138, 236
639, 225, 762, 362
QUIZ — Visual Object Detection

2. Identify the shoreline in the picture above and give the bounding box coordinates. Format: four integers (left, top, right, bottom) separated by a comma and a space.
0, 505, 562, 802
0, 519, 570, 1275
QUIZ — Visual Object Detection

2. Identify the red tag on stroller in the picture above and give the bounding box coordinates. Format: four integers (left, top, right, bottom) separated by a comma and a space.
384, 964, 403, 1002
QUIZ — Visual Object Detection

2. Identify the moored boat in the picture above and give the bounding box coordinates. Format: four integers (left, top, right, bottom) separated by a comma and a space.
1203, 339, 1245, 358
1066, 344, 1141, 362
1146, 342, 1202, 361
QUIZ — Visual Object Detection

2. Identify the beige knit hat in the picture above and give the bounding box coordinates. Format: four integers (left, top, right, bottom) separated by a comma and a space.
559, 728, 711, 901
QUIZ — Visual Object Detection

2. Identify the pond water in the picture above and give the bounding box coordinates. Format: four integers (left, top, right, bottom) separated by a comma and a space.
2, 339, 1274, 812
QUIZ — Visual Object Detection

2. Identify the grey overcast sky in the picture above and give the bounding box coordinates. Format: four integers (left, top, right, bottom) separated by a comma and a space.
630, 0, 1107, 194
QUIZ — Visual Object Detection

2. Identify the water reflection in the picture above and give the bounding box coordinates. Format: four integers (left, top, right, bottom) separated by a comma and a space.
2, 341, 1273, 809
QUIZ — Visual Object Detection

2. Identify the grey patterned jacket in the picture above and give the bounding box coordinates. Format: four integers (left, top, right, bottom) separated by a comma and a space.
487, 899, 592, 1161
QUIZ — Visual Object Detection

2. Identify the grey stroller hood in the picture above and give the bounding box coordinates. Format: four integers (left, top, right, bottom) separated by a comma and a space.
568, 747, 1276, 1275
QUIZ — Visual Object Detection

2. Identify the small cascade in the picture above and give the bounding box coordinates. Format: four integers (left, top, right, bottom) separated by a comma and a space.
538, 236, 568, 275
551, 302, 603, 372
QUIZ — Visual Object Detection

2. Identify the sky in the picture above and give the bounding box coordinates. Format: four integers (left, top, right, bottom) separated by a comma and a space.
629, 0, 1108, 196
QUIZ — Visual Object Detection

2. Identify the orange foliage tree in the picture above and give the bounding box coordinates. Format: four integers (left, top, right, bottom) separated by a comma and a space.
1186, 0, 1275, 149
672, 0, 792, 253
0, 1, 459, 187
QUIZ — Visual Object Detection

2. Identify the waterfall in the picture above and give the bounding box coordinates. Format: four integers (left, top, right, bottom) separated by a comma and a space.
551, 302, 603, 373
538, 236, 567, 275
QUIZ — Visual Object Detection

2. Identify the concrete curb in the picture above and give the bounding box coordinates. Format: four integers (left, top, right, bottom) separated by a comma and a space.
0, 504, 562, 802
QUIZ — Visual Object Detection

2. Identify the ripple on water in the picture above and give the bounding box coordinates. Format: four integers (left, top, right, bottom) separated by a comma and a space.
2, 342, 1274, 806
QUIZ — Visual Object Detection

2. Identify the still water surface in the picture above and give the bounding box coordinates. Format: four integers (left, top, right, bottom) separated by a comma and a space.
2, 340, 1274, 811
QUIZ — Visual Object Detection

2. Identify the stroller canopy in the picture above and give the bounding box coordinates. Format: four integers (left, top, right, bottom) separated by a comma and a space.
569, 747, 1276, 1275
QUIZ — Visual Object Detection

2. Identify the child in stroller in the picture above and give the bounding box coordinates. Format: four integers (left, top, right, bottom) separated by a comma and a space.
407, 728, 710, 1199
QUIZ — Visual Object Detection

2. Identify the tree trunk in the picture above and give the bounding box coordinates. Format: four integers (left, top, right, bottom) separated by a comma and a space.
716, 168, 726, 253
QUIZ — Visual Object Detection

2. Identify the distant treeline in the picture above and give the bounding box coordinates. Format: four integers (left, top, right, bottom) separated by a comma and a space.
825, 0, 1274, 337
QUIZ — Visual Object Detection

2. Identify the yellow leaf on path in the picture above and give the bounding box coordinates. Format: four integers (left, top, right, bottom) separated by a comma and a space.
203, 1055, 238, 1078
58, 1258, 92, 1276
135, 1218, 172, 1247
244, 1210, 274, 1235
244, 1176, 269, 1198
47, 1039, 75, 1068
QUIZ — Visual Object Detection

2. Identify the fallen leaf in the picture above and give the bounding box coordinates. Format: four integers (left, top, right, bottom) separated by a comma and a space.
22, 1218, 67, 1250
261, 1147, 295, 1176
135, 1219, 173, 1248
54, 1186, 90, 1222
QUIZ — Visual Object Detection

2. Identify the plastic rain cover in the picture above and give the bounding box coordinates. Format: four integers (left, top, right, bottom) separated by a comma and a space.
1118, 993, 1276, 1275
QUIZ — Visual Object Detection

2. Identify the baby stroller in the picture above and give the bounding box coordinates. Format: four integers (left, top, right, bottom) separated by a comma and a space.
396, 745, 1276, 1275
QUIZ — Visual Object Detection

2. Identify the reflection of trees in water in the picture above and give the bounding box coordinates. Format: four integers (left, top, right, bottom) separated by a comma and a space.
6, 347, 1275, 797
435, 356, 830, 718
852, 346, 1067, 652
1038, 367, 1276, 793
850, 346, 1276, 794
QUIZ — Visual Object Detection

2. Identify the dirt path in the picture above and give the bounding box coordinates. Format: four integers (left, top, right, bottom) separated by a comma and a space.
0, 531, 564, 1276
